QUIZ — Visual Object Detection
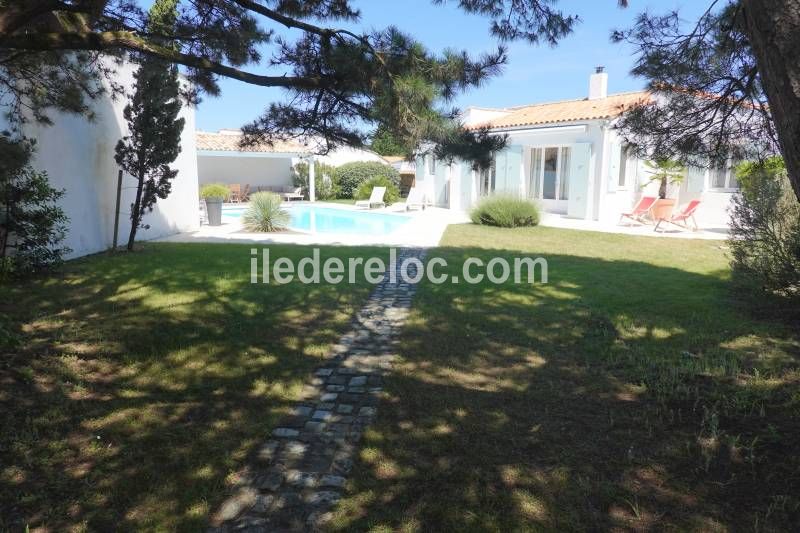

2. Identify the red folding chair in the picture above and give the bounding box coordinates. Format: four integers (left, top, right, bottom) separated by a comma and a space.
655, 199, 701, 232
619, 196, 657, 225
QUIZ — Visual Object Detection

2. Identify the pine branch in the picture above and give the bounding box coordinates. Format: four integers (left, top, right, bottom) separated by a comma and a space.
0, 30, 328, 89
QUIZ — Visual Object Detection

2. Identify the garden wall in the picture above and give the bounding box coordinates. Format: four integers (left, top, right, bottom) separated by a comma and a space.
2, 59, 200, 259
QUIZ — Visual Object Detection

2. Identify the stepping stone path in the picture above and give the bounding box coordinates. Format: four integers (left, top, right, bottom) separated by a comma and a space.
210, 248, 425, 532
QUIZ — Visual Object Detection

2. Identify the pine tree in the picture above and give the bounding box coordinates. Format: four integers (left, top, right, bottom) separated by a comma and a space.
113, 0, 185, 251
5, 1, 800, 193
0, 1, 580, 168
613, 1, 800, 201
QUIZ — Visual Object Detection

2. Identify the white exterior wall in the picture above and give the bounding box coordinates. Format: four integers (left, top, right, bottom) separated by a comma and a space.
445, 122, 606, 217
196, 146, 386, 190
513, 122, 606, 219
318, 146, 387, 166
197, 153, 295, 188
415, 153, 439, 207
599, 128, 735, 227
8, 60, 199, 259
461, 107, 512, 127
437, 120, 735, 229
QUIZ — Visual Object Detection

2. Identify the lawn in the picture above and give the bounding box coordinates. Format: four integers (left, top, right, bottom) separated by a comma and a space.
330, 225, 800, 531
0, 243, 380, 532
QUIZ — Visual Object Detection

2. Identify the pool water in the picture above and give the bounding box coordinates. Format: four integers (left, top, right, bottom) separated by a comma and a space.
222, 204, 411, 236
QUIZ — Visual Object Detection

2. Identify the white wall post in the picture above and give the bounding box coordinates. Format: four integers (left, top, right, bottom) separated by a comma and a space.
308, 156, 316, 202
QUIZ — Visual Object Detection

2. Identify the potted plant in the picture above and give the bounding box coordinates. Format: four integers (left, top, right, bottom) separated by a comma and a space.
200, 183, 230, 226
644, 159, 686, 221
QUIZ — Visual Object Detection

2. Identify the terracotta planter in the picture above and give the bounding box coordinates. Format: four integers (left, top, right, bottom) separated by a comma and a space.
651, 198, 676, 221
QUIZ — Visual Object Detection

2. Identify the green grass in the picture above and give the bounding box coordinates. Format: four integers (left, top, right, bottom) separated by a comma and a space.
329, 225, 800, 532
0, 243, 380, 532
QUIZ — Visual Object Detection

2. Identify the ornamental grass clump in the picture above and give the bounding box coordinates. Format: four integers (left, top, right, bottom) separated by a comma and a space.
242, 192, 290, 232
470, 195, 540, 228
199, 183, 231, 200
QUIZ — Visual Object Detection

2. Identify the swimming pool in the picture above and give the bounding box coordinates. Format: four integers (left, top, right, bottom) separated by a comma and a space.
222, 204, 411, 236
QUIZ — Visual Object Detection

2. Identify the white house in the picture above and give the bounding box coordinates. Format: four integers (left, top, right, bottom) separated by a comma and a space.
416, 68, 739, 228
3, 60, 200, 259
196, 130, 388, 194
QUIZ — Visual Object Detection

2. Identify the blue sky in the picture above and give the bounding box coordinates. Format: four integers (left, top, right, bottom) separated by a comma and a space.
195, 0, 710, 132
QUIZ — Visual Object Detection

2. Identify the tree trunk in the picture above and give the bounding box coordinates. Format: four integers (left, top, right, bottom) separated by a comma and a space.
742, 0, 800, 201
126, 171, 144, 251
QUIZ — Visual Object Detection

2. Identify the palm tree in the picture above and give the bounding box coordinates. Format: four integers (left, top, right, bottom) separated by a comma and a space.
644, 159, 686, 199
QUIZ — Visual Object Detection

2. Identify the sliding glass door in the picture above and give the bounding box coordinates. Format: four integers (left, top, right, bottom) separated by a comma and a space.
528, 146, 571, 210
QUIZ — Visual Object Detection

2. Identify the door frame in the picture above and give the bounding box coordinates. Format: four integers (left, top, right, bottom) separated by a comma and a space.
527, 145, 571, 212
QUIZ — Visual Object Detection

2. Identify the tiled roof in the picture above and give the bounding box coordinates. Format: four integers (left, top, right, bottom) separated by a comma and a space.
196, 130, 309, 153
468, 91, 651, 130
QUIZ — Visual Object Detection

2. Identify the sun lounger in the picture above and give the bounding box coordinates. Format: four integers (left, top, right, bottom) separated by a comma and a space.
355, 186, 386, 209
281, 186, 304, 201
404, 187, 425, 211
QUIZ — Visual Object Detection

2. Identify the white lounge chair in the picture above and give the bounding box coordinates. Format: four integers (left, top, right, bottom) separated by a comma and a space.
404, 187, 426, 211
355, 186, 386, 209
280, 186, 304, 201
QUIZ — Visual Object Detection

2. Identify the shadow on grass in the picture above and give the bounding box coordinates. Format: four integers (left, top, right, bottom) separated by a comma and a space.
330, 246, 800, 532
0, 243, 379, 532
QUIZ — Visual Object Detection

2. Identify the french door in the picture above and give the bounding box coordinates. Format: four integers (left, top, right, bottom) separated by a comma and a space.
528, 146, 571, 211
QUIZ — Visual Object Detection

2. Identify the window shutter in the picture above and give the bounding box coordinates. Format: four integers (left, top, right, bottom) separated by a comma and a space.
608, 142, 621, 192
567, 143, 592, 219
503, 146, 523, 195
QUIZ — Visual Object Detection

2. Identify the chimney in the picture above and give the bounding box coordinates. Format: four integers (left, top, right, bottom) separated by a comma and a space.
589, 66, 608, 100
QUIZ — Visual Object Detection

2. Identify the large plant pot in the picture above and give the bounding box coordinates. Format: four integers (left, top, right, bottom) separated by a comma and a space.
205, 197, 223, 226
651, 198, 676, 221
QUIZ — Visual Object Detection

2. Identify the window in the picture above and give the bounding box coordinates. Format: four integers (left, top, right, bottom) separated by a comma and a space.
618, 146, 629, 188
479, 161, 495, 196
542, 147, 558, 199
529, 148, 542, 199
427, 155, 437, 175
710, 164, 739, 190
528, 146, 572, 201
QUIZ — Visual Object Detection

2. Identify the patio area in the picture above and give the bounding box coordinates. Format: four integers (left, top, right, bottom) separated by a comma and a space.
158, 201, 728, 248
538, 212, 730, 240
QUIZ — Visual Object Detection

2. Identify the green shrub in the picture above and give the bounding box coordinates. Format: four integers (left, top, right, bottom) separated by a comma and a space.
200, 183, 231, 200
333, 161, 399, 198
242, 192, 290, 232
355, 175, 400, 205
292, 161, 339, 200
730, 157, 800, 302
470, 195, 540, 228
0, 136, 70, 277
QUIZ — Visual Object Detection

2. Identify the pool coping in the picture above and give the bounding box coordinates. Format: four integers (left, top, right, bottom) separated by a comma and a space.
221, 203, 415, 237
158, 202, 468, 248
